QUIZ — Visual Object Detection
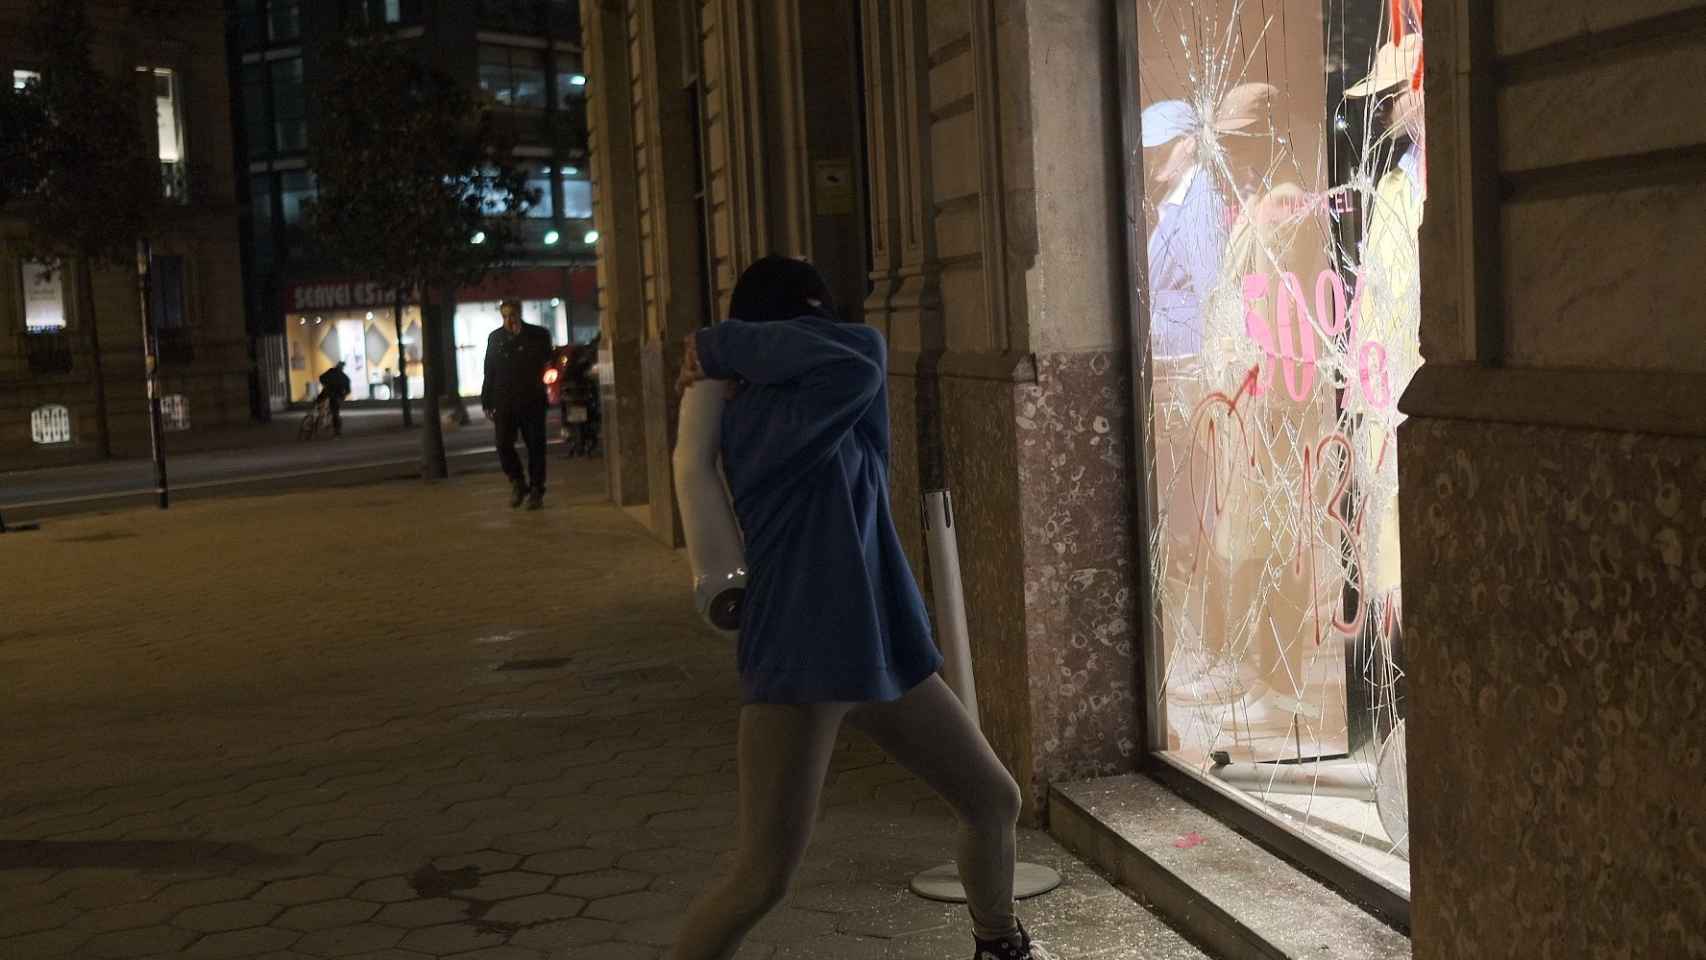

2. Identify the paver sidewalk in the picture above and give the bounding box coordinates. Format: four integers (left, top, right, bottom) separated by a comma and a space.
0, 467, 1207, 960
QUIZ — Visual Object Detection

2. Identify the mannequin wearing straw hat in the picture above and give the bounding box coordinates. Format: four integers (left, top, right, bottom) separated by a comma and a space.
1347, 29, 1426, 611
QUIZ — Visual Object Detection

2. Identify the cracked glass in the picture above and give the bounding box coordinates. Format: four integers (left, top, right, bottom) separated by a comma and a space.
1134, 0, 1423, 890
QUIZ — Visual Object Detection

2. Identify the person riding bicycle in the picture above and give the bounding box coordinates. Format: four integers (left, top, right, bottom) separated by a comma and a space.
317, 362, 353, 438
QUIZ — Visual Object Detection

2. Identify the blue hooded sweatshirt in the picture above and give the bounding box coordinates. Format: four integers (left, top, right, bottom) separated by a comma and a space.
694, 314, 942, 704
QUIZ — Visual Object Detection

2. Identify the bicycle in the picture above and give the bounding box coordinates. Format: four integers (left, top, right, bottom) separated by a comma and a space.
297, 396, 332, 440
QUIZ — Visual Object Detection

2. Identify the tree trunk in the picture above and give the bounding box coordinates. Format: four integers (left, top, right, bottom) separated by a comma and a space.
418, 286, 448, 480
75, 257, 112, 459
440, 287, 470, 426
393, 291, 412, 428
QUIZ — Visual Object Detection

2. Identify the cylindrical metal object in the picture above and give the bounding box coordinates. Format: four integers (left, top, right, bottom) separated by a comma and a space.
135, 238, 169, 509
923, 489, 978, 723
674, 380, 746, 633
914, 488, 1060, 903
1208, 759, 1377, 801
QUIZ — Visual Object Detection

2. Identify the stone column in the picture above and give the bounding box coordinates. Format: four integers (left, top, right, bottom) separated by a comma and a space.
1402, 3, 1706, 956
630, 0, 704, 547
581, 0, 649, 506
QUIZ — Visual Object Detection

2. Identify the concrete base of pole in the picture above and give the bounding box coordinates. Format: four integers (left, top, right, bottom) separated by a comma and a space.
910, 861, 1063, 903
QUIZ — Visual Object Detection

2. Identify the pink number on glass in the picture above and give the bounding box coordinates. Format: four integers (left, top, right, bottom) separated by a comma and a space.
1316, 269, 1348, 338
1242, 273, 1276, 396
1276, 272, 1316, 402
1359, 341, 1392, 409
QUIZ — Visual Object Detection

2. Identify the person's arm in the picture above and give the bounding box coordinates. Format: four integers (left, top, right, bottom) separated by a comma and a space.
694, 320, 883, 483
480, 333, 496, 412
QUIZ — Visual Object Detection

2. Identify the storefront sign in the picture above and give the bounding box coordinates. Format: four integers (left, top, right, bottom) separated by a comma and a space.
284, 280, 402, 313
30, 404, 71, 445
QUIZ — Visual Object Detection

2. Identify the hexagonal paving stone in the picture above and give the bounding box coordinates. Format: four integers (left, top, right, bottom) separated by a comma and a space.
462, 869, 553, 900
746, 907, 838, 945
647, 808, 736, 832
492, 828, 588, 856
770, 933, 888, 959
552, 868, 653, 900
173, 898, 282, 932
59, 874, 171, 909
350, 876, 419, 903
481, 892, 586, 925
83, 923, 196, 958
584, 890, 689, 924
0, 898, 79, 937
428, 781, 505, 803
572, 943, 660, 960
256, 874, 358, 905
291, 921, 405, 956
509, 916, 622, 951
372, 897, 469, 928
310, 835, 402, 864
181, 924, 303, 958
327, 855, 412, 881
0, 927, 93, 958
275, 897, 382, 931
445, 798, 525, 821
619, 913, 684, 947
396, 921, 507, 955
615, 792, 700, 818
295, 818, 387, 843
444, 948, 551, 960
475, 812, 560, 837
64, 898, 179, 935
150, 876, 262, 910
430, 850, 519, 874
616, 846, 719, 875
834, 901, 957, 938
521, 847, 619, 875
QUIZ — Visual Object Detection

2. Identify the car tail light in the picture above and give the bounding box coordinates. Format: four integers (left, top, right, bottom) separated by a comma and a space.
543, 368, 560, 385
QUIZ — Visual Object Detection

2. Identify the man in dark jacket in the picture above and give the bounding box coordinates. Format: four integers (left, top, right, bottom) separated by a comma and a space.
317, 361, 353, 437
482, 299, 554, 509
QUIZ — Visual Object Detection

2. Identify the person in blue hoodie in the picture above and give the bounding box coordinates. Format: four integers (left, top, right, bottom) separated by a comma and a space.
670, 256, 1056, 960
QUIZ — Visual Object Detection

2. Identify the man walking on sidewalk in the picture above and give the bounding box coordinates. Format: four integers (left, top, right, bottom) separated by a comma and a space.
481, 299, 553, 509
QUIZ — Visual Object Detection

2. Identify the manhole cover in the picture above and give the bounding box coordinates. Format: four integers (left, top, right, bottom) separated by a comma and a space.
492, 657, 572, 671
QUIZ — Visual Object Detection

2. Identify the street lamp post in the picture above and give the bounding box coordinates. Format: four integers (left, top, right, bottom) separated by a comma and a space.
136, 238, 169, 509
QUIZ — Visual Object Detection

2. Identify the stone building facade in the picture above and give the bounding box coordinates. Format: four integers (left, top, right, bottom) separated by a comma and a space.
0, 0, 251, 468
1402, 2, 1706, 956
584, 0, 1706, 955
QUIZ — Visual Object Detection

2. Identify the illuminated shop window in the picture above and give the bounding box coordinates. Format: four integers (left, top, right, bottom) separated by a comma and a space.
1133, 0, 1424, 891
146, 67, 186, 200
21, 261, 66, 332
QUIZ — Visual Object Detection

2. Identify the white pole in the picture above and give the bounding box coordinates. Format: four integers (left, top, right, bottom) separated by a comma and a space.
923, 490, 979, 722
911, 489, 1061, 904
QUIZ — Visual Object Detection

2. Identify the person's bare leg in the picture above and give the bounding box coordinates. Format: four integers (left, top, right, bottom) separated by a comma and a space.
667, 701, 849, 960
847, 674, 1023, 942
